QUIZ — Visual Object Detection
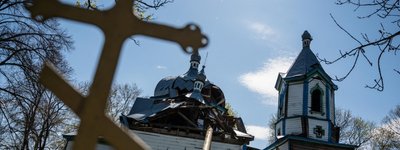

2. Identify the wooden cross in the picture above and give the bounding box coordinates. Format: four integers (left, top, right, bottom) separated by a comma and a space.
25, 0, 208, 149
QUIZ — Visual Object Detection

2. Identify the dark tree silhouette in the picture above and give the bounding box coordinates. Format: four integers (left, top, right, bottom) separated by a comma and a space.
319, 0, 400, 91
0, 0, 73, 149
77, 82, 142, 124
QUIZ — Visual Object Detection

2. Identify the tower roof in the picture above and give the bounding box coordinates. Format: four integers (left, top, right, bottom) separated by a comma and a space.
286, 31, 322, 78
286, 47, 321, 77
302, 30, 313, 40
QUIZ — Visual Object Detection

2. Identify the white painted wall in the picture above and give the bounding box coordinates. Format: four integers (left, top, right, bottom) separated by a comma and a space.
277, 142, 289, 150
65, 130, 243, 150
308, 118, 329, 141
133, 130, 243, 150
287, 83, 303, 117
285, 117, 302, 135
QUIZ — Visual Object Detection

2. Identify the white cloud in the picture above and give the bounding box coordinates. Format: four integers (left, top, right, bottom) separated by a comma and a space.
239, 57, 294, 105
156, 65, 167, 70
246, 125, 271, 140
247, 22, 278, 42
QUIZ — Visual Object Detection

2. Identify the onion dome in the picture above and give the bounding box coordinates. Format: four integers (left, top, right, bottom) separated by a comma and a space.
154, 53, 202, 98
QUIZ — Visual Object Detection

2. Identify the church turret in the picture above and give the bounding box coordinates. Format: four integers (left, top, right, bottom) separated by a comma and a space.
188, 65, 207, 102
266, 31, 356, 150
274, 31, 339, 143
190, 52, 201, 69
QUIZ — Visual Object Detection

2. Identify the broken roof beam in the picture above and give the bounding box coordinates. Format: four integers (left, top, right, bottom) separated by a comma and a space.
177, 111, 198, 128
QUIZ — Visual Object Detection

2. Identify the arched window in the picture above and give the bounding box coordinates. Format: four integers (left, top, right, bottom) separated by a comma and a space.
311, 89, 321, 112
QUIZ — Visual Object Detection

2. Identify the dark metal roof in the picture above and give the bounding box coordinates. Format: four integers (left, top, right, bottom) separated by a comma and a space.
127, 97, 185, 122
286, 47, 322, 78
197, 65, 207, 82
154, 53, 213, 98
154, 76, 176, 97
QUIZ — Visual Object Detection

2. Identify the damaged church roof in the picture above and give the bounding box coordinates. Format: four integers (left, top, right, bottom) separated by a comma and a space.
120, 52, 254, 145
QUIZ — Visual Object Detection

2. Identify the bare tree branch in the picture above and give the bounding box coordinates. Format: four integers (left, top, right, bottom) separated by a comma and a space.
319, 1, 400, 91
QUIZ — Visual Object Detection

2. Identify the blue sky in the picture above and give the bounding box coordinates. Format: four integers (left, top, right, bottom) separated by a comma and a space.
59, 0, 399, 148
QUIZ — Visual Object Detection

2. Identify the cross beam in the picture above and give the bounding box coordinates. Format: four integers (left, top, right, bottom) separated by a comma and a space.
26, 0, 208, 149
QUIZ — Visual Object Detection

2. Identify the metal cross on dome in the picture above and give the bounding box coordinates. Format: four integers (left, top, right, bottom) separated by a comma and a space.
25, 0, 208, 149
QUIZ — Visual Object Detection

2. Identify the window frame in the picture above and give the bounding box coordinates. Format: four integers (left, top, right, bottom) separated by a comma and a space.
310, 84, 324, 113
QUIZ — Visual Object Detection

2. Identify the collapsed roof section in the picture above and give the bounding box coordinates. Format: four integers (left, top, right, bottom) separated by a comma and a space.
120, 53, 254, 145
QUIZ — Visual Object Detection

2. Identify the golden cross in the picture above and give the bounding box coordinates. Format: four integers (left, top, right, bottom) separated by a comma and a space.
26, 0, 208, 149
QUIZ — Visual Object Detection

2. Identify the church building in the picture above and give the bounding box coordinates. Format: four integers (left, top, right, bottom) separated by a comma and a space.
117, 51, 254, 149
265, 31, 357, 150
64, 51, 254, 150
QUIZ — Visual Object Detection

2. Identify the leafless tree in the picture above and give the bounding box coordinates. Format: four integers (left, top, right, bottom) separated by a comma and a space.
0, 0, 73, 149
346, 117, 375, 148
335, 108, 375, 149
370, 127, 400, 150
107, 83, 142, 123
369, 105, 400, 149
78, 82, 142, 124
319, 0, 400, 91
382, 104, 400, 136
335, 107, 353, 141
266, 113, 277, 144
77, 0, 173, 45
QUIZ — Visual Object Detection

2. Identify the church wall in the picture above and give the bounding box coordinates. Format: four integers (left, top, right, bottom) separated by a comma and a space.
307, 78, 327, 120
285, 117, 302, 135
132, 130, 242, 150
287, 82, 303, 117
308, 118, 329, 141
290, 140, 354, 150
276, 142, 289, 150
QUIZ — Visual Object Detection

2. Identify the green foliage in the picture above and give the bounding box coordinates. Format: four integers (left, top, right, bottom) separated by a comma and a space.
225, 103, 238, 117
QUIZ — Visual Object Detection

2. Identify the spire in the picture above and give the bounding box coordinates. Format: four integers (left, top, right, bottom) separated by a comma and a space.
182, 52, 201, 79
198, 65, 207, 82
286, 31, 321, 78
302, 30, 312, 48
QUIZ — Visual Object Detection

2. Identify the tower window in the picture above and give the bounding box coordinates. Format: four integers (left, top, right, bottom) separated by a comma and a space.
191, 61, 199, 68
311, 89, 321, 112
277, 128, 281, 136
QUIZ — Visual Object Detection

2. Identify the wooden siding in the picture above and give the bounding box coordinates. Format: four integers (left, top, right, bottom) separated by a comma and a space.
307, 79, 327, 119
291, 140, 354, 150
66, 131, 243, 150
277, 142, 289, 150
287, 83, 303, 117
133, 130, 242, 150
285, 118, 302, 135
308, 119, 329, 141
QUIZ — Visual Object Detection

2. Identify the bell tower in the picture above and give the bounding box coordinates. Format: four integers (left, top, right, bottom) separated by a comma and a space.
273, 31, 337, 142
266, 31, 356, 149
